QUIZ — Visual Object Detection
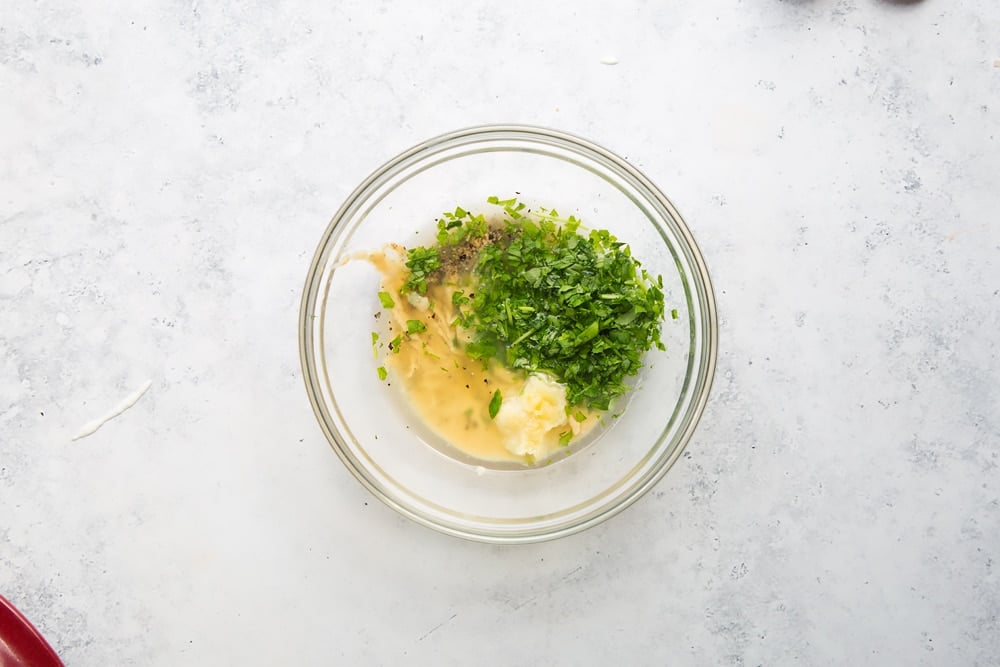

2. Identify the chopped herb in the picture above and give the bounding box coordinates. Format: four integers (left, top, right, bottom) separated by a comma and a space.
573, 411, 587, 423
378, 291, 396, 308
671, 308, 679, 320
401, 246, 440, 295
558, 431, 573, 446
371, 331, 379, 358
389, 334, 402, 353
406, 319, 427, 334
376, 366, 388, 381
488, 389, 502, 419
417, 196, 668, 410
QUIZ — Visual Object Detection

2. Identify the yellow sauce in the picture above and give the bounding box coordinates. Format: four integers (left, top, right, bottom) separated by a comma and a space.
364, 246, 599, 465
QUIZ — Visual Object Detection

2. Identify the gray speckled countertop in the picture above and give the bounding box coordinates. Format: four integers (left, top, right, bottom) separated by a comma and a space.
2, 1, 999, 665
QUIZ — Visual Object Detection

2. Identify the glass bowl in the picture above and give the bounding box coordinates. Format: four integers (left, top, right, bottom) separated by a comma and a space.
299, 125, 717, 543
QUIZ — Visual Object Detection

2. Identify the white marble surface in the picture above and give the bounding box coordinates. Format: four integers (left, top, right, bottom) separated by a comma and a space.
2, 0, 999, 664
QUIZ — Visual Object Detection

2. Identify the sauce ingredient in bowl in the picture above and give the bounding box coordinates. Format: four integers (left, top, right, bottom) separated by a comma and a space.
371, 196, 667, 466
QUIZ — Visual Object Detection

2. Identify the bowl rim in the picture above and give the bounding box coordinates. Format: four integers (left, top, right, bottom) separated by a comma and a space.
299, 123, 718, 544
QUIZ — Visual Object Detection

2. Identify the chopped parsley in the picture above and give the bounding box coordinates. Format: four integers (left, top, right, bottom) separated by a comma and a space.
488, 389, 502, 420
400, 246, 440, 295
397, 196, 667, 412
376, 366, 388, 381
378, 291, 396, 308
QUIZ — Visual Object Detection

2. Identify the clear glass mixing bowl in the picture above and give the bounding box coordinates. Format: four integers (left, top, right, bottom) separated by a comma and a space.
299, 125, 717, 543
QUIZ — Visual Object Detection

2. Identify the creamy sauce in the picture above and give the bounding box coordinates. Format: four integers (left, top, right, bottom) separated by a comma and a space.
364, 246, 599, 465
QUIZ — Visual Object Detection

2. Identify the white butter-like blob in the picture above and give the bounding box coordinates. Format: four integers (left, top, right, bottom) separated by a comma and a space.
494, 374, 570, 459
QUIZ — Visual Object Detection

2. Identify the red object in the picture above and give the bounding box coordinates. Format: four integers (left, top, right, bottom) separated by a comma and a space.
0, 595, 64, 667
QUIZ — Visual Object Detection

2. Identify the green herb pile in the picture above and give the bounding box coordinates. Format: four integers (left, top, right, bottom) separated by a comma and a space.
400, 197, 666, 411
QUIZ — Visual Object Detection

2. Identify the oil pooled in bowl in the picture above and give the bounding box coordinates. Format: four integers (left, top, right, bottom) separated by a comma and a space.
359, 245, 601, 468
